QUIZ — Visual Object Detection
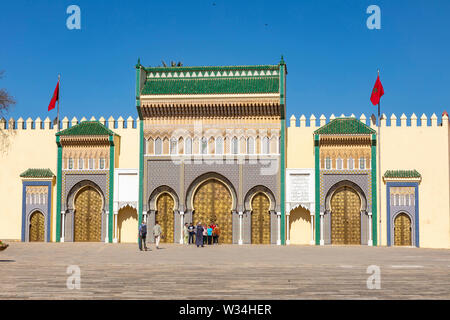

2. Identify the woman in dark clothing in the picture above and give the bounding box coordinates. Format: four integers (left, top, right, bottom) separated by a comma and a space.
195, 222, 204, 247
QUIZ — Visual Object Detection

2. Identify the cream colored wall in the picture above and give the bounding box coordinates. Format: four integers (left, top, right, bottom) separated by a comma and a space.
375, 114, 450, 248
112, 117, 140, 169
287, 113, 450, 249
0, 116, 140, 242
286, 115, 316, 169
0, 118, 57, 240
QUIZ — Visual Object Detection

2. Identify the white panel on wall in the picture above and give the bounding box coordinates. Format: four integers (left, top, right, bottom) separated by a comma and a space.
118, 173, 138, 202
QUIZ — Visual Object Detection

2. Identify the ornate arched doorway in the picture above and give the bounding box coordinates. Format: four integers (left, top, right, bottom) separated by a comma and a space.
193, 179, 233, 244
29, 211, 45, 242
251, 192, 271, 244
74, 186, 103, 242
156, 193, 175, 243
331, 186, 361, 245
394, 213, 412, 246
117, 206, 138, 243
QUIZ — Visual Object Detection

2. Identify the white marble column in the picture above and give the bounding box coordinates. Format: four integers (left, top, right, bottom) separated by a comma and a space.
277, 212, 281, 245
143, 211, 148, 224
310, 212, 315, 245
113, 210, 118, 243
238, 212, 243, 245
320, 212, 324, 246
368, 212, 373, 246
61, 211, 65, 242
180, 211, 185, 244
286, 211, 291, 245
104, 211, 109, 243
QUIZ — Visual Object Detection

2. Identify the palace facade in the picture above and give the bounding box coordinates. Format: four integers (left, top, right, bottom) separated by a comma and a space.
0, 59, 449, 248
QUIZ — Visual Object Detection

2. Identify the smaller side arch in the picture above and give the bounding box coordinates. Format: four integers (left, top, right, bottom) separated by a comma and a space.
148, 185, 180, 212
28, 210, 46, 242
244, 185, 276, 212
392, 210, 414, 246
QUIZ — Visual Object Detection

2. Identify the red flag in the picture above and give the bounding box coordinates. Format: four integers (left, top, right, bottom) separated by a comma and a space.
370, 75, 384, 105
48, 81, 59, 111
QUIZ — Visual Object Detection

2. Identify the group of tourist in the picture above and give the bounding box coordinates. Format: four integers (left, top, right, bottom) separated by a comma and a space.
137, 221, 221, 251
184, 222, 221, 247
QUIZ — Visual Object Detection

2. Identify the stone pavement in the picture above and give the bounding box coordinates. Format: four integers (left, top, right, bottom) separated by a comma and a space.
0, 242, 449, 299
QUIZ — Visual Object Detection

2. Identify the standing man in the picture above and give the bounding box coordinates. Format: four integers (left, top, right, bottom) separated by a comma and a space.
188, 223, 195, 244
138, 221, 148, 251
183, 223, 189, 245
153, 220, 162, 249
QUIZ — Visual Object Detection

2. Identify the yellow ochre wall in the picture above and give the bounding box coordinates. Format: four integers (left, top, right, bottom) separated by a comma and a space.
0, 116, 139, 241
287, 113, 450, 249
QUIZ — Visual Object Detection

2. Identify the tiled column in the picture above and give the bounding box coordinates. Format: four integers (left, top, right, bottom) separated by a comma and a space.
310, 212, 315, 245
238, 212, 243, 245
368, 212, 373, 246
320, 212, 324, 246
180, 212, 185, 244
113, 210, 118, 243
277, 212, 281, 245
286, 211, 290, 245
105, 211, 109, 243
61, 211, 65, 242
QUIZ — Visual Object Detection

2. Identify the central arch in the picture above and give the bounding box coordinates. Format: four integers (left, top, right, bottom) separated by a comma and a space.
330, 186, 361, 245
74, 186, 103, 242
192, 179, 233, 243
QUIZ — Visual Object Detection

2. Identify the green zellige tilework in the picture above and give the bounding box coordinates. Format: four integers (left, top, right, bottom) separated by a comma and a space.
56, 121, 117, 137
314, 118, 376, 135
141, 77, 279, 95
384, 170, 421, 179
20, 168, 54, 178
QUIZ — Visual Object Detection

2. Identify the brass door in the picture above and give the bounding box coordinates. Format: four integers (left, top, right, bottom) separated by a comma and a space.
394, 213, 412, 246
251, 193, 271, 244
193, 179, 232, 244
331, 186, 361, 245
156, 193, 175, 243
74, 186, 102, 242
29, 211, 45, 242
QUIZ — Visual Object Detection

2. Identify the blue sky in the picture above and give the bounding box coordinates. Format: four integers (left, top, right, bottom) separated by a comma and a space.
1, 0, 449, 122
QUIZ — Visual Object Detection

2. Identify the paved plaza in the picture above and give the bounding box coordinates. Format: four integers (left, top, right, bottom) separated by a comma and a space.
0, 242, 449, 299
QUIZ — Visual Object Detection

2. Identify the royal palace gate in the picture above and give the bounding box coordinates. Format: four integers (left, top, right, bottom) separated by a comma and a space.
138, 61, 285, 245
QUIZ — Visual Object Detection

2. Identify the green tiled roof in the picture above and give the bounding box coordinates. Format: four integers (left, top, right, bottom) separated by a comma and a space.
56, 121, 116, 136
384, 170, 421, 179
20, 168, 54, 178
141, 77, 279, 95
314, 118, 376, 135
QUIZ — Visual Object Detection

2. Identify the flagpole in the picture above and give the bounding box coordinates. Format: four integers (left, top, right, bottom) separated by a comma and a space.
377, 69, 382, 246
57, 74, 60, 132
